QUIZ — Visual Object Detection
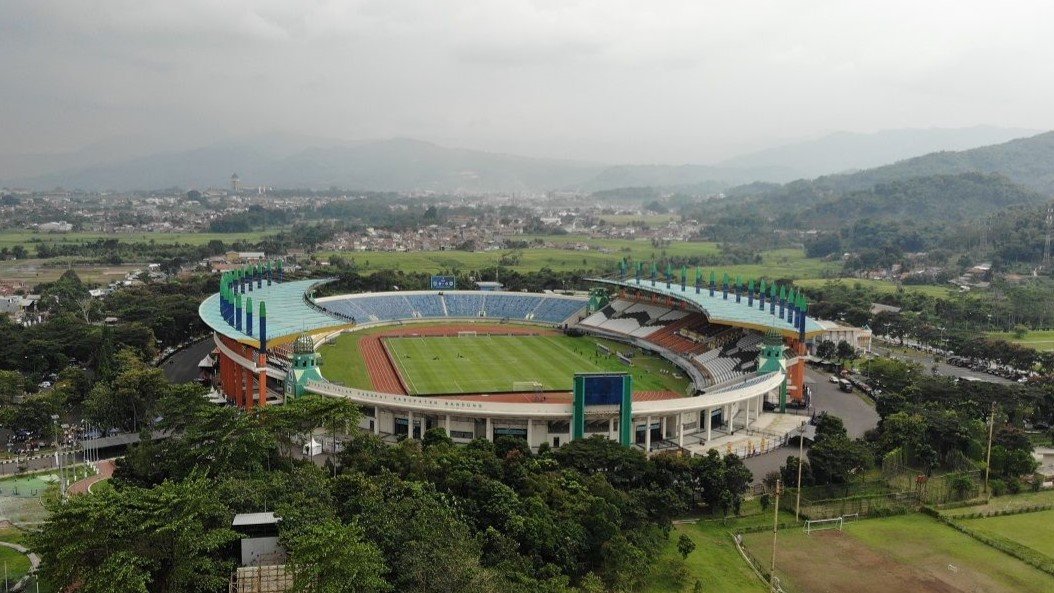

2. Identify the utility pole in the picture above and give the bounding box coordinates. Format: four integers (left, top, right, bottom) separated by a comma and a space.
795, 422, 805, 522
51, 415, 65, 500
984, 402, 997, 496
1043, 203, 1053, 270
770, 479, 783, 593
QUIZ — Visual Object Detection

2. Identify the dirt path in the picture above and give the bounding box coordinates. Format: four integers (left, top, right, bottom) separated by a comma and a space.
68, 459, 115, 495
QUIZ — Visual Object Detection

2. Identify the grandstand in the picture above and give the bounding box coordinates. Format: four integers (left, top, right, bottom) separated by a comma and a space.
577, 297, 771, 387
315, 290, 586, 325
199, 269, 815, 455
692, 332, 765, 386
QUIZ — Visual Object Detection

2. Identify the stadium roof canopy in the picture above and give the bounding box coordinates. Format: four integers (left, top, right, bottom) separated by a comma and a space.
589, 277, 824, 338
199, 279, 351, 348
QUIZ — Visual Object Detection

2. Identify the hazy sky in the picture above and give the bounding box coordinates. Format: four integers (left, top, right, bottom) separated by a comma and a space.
3, 0, 1053, 163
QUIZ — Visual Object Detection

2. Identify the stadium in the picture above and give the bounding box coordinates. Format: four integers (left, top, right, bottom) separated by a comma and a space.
198, 263, 823, 454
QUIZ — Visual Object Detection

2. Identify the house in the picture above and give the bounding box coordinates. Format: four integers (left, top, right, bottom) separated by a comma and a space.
869, 303, 901, 315
812, 320, 872, 353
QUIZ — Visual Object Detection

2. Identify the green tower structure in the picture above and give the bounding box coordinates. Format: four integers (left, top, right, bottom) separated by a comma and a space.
284, 334, 324, 399
587, 288, 610, 313
756, 330, 789, 412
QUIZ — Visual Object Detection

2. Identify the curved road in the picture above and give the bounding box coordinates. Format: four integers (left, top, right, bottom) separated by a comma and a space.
743, 368, 879, 483
162, 338, 214, 384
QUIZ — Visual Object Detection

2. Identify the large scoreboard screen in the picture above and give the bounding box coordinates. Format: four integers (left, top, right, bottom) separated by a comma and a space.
430, 275, 456, 290
581, 374, 626, 405
573, 372, 632, 444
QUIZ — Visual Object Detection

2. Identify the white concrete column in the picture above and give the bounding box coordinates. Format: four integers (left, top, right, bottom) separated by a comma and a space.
445, 414, 451, 435
705, 408, 712, 441
486, 417, 494, 441
661, 416, 668, 439
407, 410, 414, 439
373, 406, 380, 435
609, 417, 615, 439
526, 419, 533, 448
677, 413, 684, 449
723, 404, 730, 432
645, 415, 652, 453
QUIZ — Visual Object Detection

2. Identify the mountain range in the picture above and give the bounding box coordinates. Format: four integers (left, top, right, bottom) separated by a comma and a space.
0, 126, 1042, 194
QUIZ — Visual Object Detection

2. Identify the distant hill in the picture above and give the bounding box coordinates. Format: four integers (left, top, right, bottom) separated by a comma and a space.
812, 131, 1054, 194
264, 138, 603, 193
719, 126, 1037, 181
4, 128, 1050, 194
577, 164, 791, 194
791, 173, 1046, 227
1, 137, 606, 193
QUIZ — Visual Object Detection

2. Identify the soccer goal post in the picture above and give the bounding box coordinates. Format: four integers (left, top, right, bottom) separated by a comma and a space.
512, 381, 543, 391
804, 516, 844, 534
457, 331, 478, 337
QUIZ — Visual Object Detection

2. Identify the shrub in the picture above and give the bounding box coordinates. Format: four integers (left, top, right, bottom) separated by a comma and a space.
989, 479, 1006, 496
1006, 479, 1022, 495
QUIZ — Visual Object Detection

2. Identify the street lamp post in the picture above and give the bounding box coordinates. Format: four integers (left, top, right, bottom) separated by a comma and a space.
984, 402, 997, 496
770, 479, 783, 593
795, 422, 806, 522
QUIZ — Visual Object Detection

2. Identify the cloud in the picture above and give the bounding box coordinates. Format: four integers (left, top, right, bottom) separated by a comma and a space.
0, 0, 1052, 162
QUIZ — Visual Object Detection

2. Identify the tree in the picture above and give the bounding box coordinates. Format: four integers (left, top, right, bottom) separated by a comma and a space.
0, 370, 24, 403
808, 417, 871, 487
421, 427, 453, 449
285, 519, 390, 593
836, 340, 857, 362
677, 534, 696, 560
33, 475, 239, 593
816, 340, 837, 361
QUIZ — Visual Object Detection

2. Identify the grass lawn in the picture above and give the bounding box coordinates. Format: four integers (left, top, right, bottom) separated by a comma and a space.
318, 246, 680, 274
0, 230, 275, 249
743, 514, 1054, 593
942, 490, 1054, 517
318, 325, 690, 395
597, 214, 680, 225
644, 510, 780, 593
0, 258, 145, 286
385, 334, 689, 395
317, 238, 841, 278
962, 508, 1054, 558
987, 330, 1054, 352
793, 277, 956, 298
0, 544, 31, 585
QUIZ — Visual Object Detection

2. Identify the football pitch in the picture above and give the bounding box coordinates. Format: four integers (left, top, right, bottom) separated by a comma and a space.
740, 514, 1054, 593
385, 335, 639, 395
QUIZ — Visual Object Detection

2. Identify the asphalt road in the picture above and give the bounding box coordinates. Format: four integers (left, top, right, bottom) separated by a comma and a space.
743, 368, 879, 483
162, 337, 215, 384
871, 342, 1014, 385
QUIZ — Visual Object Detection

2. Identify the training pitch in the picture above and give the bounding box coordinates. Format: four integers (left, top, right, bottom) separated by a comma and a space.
385, 334, 628, 395
740, 514, 1054, 593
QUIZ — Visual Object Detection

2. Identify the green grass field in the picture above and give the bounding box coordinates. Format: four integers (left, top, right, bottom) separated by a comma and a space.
942, 490, 1054, 517
961, 509, 1054, 557
0, 230, 274, 248
741, 514, 1054, 593
384, 334, 689, 395
987, 330, 1054, 351
597, 214, 680, 225
644, 522, 767, 593
0, 258, 144, 285
793, 277, 957, 298
317, 324, 690, 395
316, 241, 848, 278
